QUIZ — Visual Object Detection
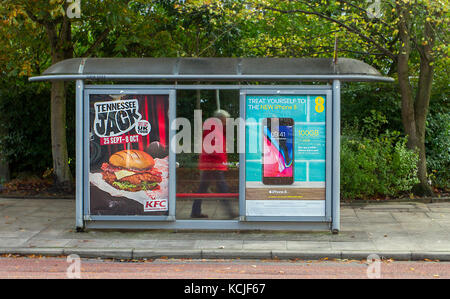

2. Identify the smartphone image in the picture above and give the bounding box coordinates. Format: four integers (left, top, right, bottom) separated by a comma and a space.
262, 118, 294, 185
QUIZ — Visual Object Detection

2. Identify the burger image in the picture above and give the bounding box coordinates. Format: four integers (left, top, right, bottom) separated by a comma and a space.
101, 150, 162, 192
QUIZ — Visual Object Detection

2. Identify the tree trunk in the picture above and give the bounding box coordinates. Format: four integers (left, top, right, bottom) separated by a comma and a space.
395, 3, 433, 196
0, 110, 9, 183
397, 64, 433, 196
397, 55, 419, 149
396, 4, 418, 150
50, 79, 73, 191
413, 61, 434, 195
47, 14, 74, 192
412, 21, 435, 196
0, 148, 9, 184
24, 5, 75, 192
0, 160, 9, 184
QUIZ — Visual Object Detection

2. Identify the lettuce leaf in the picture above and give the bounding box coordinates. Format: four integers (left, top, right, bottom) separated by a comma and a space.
142, 182, 159, 190
112, 181, 137, 190
112, 181, 159, 191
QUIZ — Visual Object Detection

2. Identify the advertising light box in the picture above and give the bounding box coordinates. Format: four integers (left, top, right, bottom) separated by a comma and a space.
245, 93, 329, 218
87, 92, 171, 216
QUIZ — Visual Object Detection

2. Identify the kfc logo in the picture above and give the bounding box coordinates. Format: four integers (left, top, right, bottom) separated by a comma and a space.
144, 199, 168, 212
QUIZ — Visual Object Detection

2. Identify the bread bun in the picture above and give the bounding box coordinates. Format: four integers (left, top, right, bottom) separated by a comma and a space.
109, 150, 155, 170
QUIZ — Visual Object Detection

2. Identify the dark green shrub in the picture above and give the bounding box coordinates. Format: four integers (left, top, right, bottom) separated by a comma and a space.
342, 82, 449, 191
425, 112, 450, 189
341, 112, 419, 199
0, 79, 75, 178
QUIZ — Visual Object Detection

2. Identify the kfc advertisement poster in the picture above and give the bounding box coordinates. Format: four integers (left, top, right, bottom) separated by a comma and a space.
89, 94, 169, 216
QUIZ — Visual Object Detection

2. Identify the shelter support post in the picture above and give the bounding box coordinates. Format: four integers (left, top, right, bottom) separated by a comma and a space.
332, 80, 341, 233
75, 79, 84, 231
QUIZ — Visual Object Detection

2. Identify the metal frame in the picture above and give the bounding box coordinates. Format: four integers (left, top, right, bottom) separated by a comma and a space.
29, 58, 394, 85
74, 83, 340, 232
75, 80, 84, 230
30, 74, 393, 82
239, 88, 333, 224
85, 219, 331, 231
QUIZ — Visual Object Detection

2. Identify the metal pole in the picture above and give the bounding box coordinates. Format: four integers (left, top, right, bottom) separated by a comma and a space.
239, 91, 246, 220
168, 90, 176, 220
75, 79, 84, 231
332, 80, 341, 233
216, 89, 220, 110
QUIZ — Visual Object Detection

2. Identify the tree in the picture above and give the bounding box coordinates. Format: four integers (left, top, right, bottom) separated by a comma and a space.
238, 0, 448, 195
1, 1, 133, 191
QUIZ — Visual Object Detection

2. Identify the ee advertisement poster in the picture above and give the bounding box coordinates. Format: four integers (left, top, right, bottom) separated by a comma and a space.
88, 93, 170, 216
245, 94, 326, 217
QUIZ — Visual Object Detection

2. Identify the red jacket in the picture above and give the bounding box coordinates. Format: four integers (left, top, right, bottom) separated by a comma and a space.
199, 119, 227, 171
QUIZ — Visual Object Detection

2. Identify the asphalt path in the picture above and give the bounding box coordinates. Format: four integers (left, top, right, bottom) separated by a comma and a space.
0, 255, 448, 279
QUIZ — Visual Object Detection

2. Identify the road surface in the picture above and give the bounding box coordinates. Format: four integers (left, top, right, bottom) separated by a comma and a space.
0, 255, 448, 279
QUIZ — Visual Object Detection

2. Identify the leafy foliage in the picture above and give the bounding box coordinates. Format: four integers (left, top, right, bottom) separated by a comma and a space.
426, 111, 450, 189
0, 80, 52, 175
341, 112, 419, 199
0, 0, 448, 197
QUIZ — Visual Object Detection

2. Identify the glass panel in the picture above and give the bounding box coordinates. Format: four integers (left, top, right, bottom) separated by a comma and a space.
175, 89, 240, 220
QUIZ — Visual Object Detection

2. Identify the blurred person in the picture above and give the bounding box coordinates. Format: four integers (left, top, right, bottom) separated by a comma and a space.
191, 110, 235, 218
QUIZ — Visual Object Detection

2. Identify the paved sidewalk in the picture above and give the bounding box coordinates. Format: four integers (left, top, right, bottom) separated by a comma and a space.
0, 198, 449, 261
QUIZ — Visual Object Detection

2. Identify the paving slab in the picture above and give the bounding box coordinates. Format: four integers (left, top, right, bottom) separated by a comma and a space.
0, 238, 28, 247
65, 239, 114, 248
25, 238, 73, 248
110, 239, 158, 249
243, 240, 287, 250
195, 240, 243, 250
391, 212, 431, 222
286, 241, 331, 250
331, 241, 377, 251
372, 237, 418, 251
155, 240, 198, 249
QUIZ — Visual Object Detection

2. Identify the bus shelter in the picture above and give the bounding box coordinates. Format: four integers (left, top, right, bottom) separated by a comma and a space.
30, 57, 393, 233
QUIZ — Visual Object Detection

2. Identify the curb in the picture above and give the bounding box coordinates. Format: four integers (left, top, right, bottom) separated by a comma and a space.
1, 248, 450, 261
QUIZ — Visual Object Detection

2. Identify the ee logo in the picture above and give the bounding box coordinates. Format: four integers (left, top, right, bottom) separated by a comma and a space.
314, 96, 325, 113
